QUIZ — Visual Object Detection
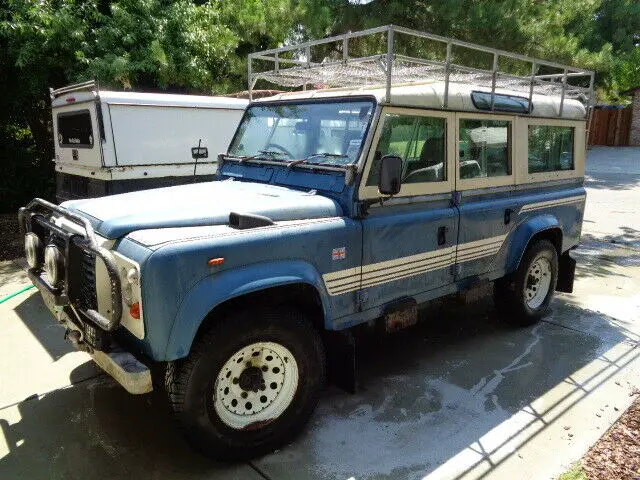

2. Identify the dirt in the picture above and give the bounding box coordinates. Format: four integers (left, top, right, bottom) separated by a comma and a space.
581, 395, 640, 480
0, 213, 22, 261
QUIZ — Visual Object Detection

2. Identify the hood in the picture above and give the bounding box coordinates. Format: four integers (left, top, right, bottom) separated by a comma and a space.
63, 180, 342, 239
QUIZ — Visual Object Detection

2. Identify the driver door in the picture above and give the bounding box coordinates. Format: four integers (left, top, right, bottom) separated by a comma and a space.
357, 107, 458, 311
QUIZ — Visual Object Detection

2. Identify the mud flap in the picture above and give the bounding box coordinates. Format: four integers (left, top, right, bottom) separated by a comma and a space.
323, 331, 357, 393
556, 252, 576, 293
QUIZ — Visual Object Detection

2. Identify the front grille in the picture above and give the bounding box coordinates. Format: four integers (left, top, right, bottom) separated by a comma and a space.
49, 232, 66, 250
78, 250, 97, 310
47, 231, 97, 311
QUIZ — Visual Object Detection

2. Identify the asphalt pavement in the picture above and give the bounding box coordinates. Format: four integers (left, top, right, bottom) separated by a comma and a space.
0, 146, 639, 480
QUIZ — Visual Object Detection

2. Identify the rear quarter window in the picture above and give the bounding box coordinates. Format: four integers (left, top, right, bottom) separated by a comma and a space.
528, 125, 574, 173
57, 110, 94, 148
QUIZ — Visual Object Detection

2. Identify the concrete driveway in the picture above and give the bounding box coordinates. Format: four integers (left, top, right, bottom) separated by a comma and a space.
1, 147, 639, 480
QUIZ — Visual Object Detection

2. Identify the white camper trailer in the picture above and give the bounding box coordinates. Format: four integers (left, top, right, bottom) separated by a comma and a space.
51, 81, 248, 202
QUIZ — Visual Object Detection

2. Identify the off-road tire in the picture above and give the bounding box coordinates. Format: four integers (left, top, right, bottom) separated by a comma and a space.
494, 239, 558, 326
165, 306, 325, 460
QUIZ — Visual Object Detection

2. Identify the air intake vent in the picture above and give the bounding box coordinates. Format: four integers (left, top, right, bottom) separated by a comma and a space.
229, 212, 274, 230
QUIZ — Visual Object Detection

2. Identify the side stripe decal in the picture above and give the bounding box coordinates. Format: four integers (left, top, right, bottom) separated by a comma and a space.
324, 195, 585, 296
323, 234, 505, 296
520, 195, 585, 214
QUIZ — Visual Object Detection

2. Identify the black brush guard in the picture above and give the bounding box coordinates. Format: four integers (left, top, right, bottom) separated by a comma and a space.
18, 198, 122, 331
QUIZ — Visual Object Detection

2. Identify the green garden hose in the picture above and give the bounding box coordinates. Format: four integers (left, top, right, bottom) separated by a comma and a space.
0, 284, 35, 305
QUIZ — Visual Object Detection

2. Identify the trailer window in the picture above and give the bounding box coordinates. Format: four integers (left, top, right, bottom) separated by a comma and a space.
528, 125, 574, 173
57, 110, 94, 148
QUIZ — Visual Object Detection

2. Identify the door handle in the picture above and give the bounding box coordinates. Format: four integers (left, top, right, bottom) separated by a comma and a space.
504, 208, 513, 225
437, 226, 447, 246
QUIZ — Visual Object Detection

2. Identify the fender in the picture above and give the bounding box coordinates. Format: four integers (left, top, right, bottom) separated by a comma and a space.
164, 260, 330, 360
505, 214, 562, 274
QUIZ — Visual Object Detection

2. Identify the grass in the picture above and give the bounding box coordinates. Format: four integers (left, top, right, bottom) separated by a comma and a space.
558, 463, 589, 480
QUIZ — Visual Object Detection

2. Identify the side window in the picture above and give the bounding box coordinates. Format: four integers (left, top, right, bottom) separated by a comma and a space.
458, 119, 511, 179
528, 125, 574, 173
366, 113, 446, 186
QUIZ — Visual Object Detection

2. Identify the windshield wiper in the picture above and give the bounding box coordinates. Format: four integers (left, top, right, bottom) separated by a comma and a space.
287, 153, 350, 169
307, 152, 349, 161
238, 150, 286, 163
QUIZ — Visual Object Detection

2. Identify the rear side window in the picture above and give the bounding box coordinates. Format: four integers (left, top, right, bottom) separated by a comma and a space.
528, 125, 574, 173
57, 110, 94, 148
458, 119, 511, 179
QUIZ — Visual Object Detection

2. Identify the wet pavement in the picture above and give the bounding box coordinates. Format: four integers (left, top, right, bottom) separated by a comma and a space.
1, 147, 639, 480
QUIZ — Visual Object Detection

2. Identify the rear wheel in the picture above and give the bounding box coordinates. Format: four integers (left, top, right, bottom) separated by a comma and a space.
165, 306, 325, 460
494, 239, 558, 325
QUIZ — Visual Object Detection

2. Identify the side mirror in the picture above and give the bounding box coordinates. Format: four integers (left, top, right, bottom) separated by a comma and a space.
191, 146, 208, 159
378, 155, 402, 196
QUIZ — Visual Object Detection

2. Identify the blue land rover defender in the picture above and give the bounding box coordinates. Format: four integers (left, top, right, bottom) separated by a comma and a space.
19, 26, 591, 459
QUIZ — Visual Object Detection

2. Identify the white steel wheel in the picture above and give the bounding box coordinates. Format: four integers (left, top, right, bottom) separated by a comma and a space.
524, 255, 552, 310
214, 342, 299, 430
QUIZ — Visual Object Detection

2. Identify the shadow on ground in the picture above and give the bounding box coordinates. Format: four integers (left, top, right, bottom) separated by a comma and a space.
0, 374, 250, 480
570, 233, 640, 280
584, 172, 640, 191
260, 297, 636, 480
12, 292, 75, 361
2, 293, 637, 480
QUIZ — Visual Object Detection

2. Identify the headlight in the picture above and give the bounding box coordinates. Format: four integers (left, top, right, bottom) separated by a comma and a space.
25, 233, 42, 269
44, 244, 65, 287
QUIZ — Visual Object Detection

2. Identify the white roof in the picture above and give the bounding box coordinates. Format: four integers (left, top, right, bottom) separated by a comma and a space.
258, 82, 587, 120
52, 89, 248, 110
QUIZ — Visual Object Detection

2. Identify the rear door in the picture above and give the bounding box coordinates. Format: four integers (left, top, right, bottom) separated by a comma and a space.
357, 107, 458, 310
53, 101, 103, 168
454, 112, 518, 280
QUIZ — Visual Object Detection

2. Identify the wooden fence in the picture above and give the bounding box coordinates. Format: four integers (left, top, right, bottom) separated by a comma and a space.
588, 107, 632, 146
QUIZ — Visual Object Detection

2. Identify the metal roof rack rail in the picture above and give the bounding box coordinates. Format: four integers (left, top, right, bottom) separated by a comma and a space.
50, 80, 98, 99
247, 25, 594, 118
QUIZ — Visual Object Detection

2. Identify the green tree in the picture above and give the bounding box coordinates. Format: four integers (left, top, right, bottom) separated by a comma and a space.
296, 0, 635, 99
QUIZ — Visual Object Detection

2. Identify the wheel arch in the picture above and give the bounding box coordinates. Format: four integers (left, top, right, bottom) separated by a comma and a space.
164, 261, 330, 361
506, 214, 563, 275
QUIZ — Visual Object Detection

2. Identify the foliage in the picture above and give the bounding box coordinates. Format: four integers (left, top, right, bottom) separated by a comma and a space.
558, 462, 589, 480
0, 0, 638, 212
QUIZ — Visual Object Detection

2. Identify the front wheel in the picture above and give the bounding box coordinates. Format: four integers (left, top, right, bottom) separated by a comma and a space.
494, 239, 558, 325
165, 307, 325, 460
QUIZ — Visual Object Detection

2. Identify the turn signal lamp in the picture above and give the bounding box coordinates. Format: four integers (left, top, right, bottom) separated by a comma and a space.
208, 257, 225, 266
129, 302, 141, 319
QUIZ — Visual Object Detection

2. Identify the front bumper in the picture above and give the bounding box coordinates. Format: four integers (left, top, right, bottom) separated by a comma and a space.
29, 249, 152, 395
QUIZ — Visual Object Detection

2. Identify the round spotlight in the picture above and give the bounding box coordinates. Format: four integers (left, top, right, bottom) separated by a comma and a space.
44, 245, 65, 287
25, 233, 42, 269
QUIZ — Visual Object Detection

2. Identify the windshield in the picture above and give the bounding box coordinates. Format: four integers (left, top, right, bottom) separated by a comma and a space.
228, 99, 375, 166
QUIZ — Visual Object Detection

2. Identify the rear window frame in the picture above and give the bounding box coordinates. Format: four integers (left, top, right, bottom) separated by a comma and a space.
57, 109, 95, 149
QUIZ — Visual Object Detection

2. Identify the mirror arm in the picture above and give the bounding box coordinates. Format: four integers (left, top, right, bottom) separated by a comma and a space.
357, 195, 393, 217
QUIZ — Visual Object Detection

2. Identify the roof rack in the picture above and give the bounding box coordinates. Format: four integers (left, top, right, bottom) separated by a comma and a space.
50, 80, 98, 99
248, 25, 594, 117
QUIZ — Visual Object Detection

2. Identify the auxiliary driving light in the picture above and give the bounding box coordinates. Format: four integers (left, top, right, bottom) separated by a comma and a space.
24, 233, 42, 269
44, 244, 65, 287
